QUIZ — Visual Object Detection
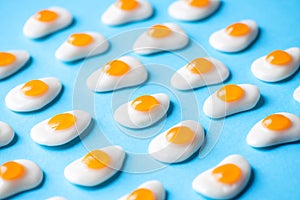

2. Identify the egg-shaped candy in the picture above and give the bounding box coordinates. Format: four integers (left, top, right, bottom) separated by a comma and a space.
0, 122, 14, 148
251, 47, 300, 82
102, 0, 153, 26
247, 112, 300, 148
118, 180, 165, 200
5, 77, 62, 112
30, 110, 91, 146
87, 56, 147, 92
148, 120, 205, 163
23, 7, 72, 39
209, 20, 258, 52
0, 50, 30, 80
171, 57, 229, 90
192, 154, 251, 199
294, 86, 300, 103
203, 84, 260, 118
0, 159, 43, 199
46, 196, 67, 200
133, 23, 189, 55
168, 0, 220, 21
55, 32, 109, 62
64, 146, 125, 187
114, 93, 170, 129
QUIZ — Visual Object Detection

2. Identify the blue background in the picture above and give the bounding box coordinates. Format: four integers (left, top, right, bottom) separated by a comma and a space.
1, 0, 300, 199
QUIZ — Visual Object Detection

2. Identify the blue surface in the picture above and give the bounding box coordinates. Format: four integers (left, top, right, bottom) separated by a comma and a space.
1, 0, 300, 199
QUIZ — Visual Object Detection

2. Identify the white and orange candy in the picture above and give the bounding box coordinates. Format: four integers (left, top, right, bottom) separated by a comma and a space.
0, 159, 43, 199
0, 50, 30, 79
64, 146, 125, 187
209, 20, 258, 52
247, 112, 300, 147
87, 56, 148, 92
192, 154, 251, 199
55, 32, 109, 62
114, 93, 170, 129
30, 110, 91, 146
5, 77, 62, 112
251, 47, 300, 82
23, 7, 73, 39
168, 0, 220, 21
203, 84, 260, 118
102, 0, 153, 25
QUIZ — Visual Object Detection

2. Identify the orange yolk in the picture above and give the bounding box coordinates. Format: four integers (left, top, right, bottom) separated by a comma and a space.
47, 113, 76, 131
126, 188, 156, 200
262, 114, 292, 131
82, 150, 111, 169
67, 33, 94, 47
186, 58, 214, 74
131, 95, 160, 112
266, 50, 292, 66
225, 23, 250, 37
0, 52, 16, 67
21, 80, 49, 97
116, 0, 139, 11
185, 0, 210, 7
212, 163, 242, 185
104, 60, 130, 76
34, 10, 58, 22
0, 161, 25, 181
147, 25, 172, 38
166, 126, 195, 145
217, 84, 245, 102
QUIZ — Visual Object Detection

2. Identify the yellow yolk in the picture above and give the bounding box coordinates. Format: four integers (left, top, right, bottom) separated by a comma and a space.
217, 84, 245, 102
186, 58, 214, 74
67, 33, 94, 47
0, 161, 25, 181
185, 0, 210, 7
147, 25, 172, 38
116, 0, 139, 11
212, 163, 242, 185
131, 95, 160, 112
21, 80, 49, 97
0, 52, 16, 67
262, 114, 292, 131
126, 188, 156, 200
82, 150, 111, 169
226, 23, 250, 37
34, 10, 58, 22
47, 113, 76, 131
266, 50, 292, 66
104, 60, 130, 76
166, 126, 195, 145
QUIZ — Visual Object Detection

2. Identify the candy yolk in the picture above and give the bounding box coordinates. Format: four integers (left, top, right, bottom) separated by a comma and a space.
166, 126, 195, 145
131, 95, 160, 112
186, 58, 214, 74
0, 161, 25, 181
116, 0, 139, 11
34, 10, 58, 22
266, 50, 292, 66
104, 60, 130, 76
225, 23, 250, 37
217, 84, 245, 102
147, 25, 172, 38
185, 0, 210, 7
0, 52, 16, 67
262, 114, 292, 131
126, 188, 156, 200
82, 150, 111, 169
67, 33, 94, 47
47, 113, 76, 131
21, 80, 49, 97
212, 163, 242, 185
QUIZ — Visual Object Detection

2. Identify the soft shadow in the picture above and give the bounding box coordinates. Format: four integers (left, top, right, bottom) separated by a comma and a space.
0, 133, 18, 149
